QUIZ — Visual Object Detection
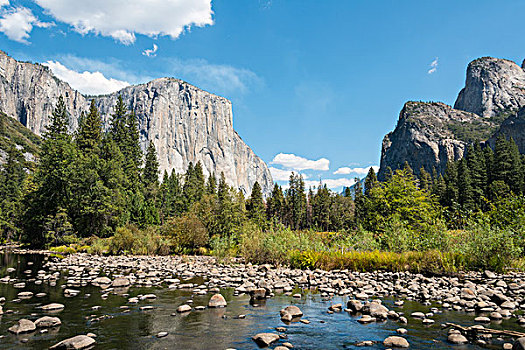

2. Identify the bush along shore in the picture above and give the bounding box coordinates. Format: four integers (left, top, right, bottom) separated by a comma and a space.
2, 250, 525, 348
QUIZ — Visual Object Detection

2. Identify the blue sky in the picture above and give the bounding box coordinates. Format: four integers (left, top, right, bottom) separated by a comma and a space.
1, 0, 525, 190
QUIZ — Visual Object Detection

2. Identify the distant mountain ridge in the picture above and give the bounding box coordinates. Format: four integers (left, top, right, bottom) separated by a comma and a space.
379, 56, 525, 179
0, 51, 273, 195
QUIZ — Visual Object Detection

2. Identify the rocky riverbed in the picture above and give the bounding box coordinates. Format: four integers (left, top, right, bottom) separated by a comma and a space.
1, 249, 525, 349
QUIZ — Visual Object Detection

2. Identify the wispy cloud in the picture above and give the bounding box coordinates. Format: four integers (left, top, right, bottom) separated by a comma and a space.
166, 57, 262, 95
35, 0, 214, 45
333, 165, 378, 175
142, 43, 158, 57
43, 60, 130, 95
271, 153, 329, 171
0, 6, 53, 44
427, 57, 438, 74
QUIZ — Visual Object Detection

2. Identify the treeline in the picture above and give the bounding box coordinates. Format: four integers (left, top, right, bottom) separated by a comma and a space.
0, 97, 524, 272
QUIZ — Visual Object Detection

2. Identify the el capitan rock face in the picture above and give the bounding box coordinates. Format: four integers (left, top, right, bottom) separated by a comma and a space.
379, 56, 525, 178
0, 51, 272, 195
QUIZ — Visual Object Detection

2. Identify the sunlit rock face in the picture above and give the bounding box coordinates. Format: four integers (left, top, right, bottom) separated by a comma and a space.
379, 56, 525, 178
0, 51, 273, 195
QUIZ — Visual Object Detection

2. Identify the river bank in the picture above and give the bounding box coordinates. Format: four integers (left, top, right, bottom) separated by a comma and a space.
1, 249, 525, 349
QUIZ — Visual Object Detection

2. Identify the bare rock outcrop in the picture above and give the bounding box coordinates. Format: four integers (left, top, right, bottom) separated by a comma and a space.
378, 102, 494, 179
0, 51, 272, 195
454, 57, 525, 118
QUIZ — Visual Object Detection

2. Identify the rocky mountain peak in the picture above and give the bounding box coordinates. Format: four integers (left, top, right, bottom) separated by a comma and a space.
454, 56, 525, 118
0, 51, 273, 196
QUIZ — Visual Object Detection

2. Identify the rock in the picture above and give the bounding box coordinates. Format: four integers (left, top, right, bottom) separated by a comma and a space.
249, 288, 267, 300
397, 328, 407, 335
411, 312, 425, 318
92, 277, 111, 286
357, 315, 376, 324
35, 316, 61, 328
455, 57, 525, 118
49, 335, 96, 349
64, 289, 80, 297
176, 304, 192, 313
483, 270, 496, 279
280, 306, 303, 318
252, 333, 280, 347
475, 316, 491, 323
42, 303, 65, 312
208, 293, 227, 308
513, 337, 525, 350
378, 102, 491, 179
448, 333, 468, 344
367, 302, 388, 319
347, 300, 363, 312
112, 277, 130, 288
8, 319, 36, 334
0, 51, 273, 196
156, 332, 168, 338
383, 336, 409, 348
17, 291, 33, 299
329, 303, 343, 311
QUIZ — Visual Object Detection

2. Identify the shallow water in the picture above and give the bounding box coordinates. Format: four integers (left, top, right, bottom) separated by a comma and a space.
0, 252, 523, 349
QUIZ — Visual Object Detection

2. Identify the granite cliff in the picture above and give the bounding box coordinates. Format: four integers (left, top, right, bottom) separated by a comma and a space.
379, 56, 525, 179
0, 51, 273, 195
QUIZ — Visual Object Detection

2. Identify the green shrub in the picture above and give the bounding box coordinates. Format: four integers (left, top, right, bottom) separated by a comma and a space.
161, 212, 208, 253
108, 224, 173, 255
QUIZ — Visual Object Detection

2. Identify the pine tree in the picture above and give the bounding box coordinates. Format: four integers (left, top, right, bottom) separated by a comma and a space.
285, 172, 307, 230
0, 145, 26, 240
143, 141, 160, 189
457, 159, 474, 211
76, 100, 103, 153
206, 172, 217, 195
418, 167, 432, 192
247, 181, 265, 227
45, 96, 69, 140
364, 167, 378, 196
466, 143, 487, 209
354, 179, 365, 226
267, 184, 284, 225
22, 98, 76, 245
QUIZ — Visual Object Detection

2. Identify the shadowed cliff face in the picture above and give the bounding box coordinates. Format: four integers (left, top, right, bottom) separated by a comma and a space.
0, 51, 273, 196
378, 57, 525, 179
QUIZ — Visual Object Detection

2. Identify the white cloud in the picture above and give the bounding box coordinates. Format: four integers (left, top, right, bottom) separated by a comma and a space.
0, 1, 9, 7
333, 165, 379, 175
142, 43, 158, 57
43, 60, 130, 95
167, 58, 261, 95
269, 167, 293, 182
35, 0, 214, 44
271, 153, 329, 171
428, 57, 438, 74
304, 178, 356, 190
0, 6, 53, 43
269, 167, 309, 182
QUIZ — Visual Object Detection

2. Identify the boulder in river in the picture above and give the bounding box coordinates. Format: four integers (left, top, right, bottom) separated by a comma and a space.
112, 277, 130, 288
176, 304, 192, 313
252, 333, 280, 347
41, 303, 65, 312
383, 336, 409, 348
49, 335, 96, 349
35, 316, 61, 328
280, 305, 303, 318
8, 319, 36, 334
208, 293, 227, 308
513, 337, 525, 350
